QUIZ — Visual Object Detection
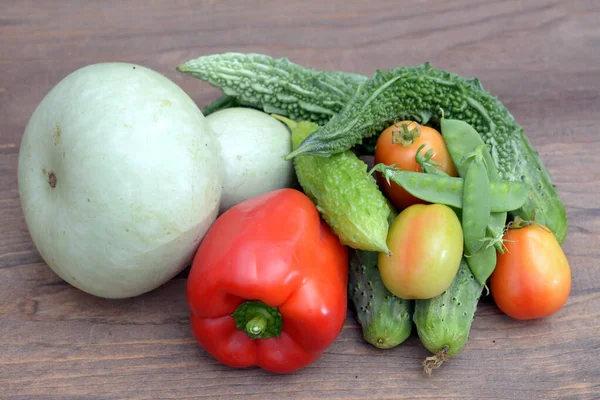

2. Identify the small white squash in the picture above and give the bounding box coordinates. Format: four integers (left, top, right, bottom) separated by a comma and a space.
18, 63, 223, 299
205, 108, 294, 213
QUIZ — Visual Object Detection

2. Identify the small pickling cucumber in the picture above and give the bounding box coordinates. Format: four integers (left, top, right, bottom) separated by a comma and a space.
349, 249, 413, 349
413, 258, 484, 375
274, 115, 392, 254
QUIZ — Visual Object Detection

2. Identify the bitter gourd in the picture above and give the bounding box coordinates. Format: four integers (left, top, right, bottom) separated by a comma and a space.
287, 63, 567, 243
273, 115, 392, 254
178, 53, 567, 243
178, 53, 366, 125
413, 258, 484, 375
349, 249, 413, 349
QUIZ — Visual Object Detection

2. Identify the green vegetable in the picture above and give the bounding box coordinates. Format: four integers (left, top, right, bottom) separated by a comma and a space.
440, 118, 506, 252
179, 53, 566, 243
274, 115, 392, 254
372, 164, 529, 213
413, 258, 484, 376
466, 242, 497, 286
461, 146, 491, 256
202, 94, 244, 116
286, 63, 567, 243
415, 126, 500, 284
177, 53, 366, 125
460, 146, 498, 284
349, 249, 413, 349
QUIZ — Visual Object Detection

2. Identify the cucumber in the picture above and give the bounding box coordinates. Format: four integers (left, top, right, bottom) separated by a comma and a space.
413, 258, 484, 375
349, 249, 414, 349
273, 115, 392, 254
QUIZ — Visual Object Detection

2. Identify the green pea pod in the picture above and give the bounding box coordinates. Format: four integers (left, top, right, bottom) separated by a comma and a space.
440, 119, 482, 177
440, 118, 507, 252
372, 165, 529, 213
415, 145, 505, 247
462, 151, 491, 256
466, 242, 497, 285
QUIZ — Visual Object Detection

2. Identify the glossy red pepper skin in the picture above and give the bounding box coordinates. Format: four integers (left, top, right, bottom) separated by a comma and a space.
186, 188, 348, 373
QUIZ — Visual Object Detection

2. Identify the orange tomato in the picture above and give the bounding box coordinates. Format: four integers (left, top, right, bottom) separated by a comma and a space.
490, 224, 571, 320
374, 121, 457, 210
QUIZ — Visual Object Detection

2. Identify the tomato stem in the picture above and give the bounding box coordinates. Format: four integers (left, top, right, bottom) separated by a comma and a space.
231, 300, 283, 339
391, 121, 421, 146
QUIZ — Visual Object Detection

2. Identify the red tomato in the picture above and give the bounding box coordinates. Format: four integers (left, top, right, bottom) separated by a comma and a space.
374, 121, 457, 209
378, 203, 463, 299
490, 224, 571, 320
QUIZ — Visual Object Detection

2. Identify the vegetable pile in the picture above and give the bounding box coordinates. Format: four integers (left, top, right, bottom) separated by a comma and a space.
18, 53, 572, 376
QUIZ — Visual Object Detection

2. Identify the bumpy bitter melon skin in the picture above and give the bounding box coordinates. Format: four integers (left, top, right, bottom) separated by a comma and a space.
273, 116, 392, 254
289, 63, 567, 243
178, 53, 366, 125
413, 258, 483, 357
349, 250, 413, 349
179, 53, 567, 243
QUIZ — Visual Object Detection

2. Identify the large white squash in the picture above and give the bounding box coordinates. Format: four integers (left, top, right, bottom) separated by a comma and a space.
18, 63, 223, 299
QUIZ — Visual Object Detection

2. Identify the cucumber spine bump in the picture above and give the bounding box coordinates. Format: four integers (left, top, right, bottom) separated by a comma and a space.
413, 258, 484, 375
349, 249, 413, 349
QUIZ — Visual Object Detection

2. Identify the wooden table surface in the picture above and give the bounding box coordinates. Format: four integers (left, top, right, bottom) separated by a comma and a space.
1, 1, 599, 399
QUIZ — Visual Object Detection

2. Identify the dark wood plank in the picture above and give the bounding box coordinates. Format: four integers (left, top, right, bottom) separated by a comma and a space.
1, 0, 599, 399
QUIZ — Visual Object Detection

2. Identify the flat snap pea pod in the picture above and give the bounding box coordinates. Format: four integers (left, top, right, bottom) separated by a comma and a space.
440, 119, 486, 177
413, 258, 484, 375
462, 148, 491, 256
275, 116, 392, 254
349, 249, 414, 349
372, 164, 529, 213
440, 118, 506, 253
466, 241, 497, 285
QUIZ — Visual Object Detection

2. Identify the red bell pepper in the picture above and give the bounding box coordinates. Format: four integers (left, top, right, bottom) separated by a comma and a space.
186, 188, 348, 373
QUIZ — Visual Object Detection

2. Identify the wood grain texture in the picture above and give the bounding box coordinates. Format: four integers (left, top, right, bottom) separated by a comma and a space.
1, 0, 599, 399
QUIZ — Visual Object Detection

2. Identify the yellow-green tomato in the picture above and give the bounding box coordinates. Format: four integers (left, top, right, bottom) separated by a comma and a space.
379, 204, 463, 299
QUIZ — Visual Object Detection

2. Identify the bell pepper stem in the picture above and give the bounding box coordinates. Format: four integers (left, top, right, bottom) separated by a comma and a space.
231, 300, 283, 340
246, 315, 267, 336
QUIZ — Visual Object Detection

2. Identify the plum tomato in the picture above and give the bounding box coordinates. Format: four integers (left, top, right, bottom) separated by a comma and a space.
378, 203, 463, 299
491, 223, 571, 320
